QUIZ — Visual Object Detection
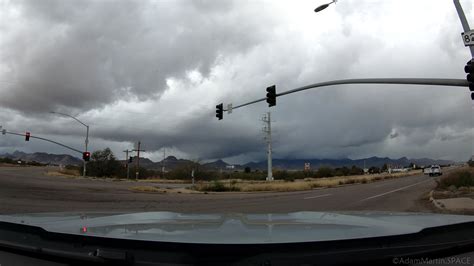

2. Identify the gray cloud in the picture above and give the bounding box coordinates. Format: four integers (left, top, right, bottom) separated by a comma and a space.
0, 0, 275, 112
1, 0, 473, 163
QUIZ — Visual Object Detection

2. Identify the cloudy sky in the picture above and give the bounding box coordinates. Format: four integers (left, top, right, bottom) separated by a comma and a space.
0, 0, 473, 163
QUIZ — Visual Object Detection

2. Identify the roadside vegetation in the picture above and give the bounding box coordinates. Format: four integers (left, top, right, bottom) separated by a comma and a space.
38, 148, 422, 192
193, 171, 420, 192
432, 164, 474, 203
437, 166, 474, 190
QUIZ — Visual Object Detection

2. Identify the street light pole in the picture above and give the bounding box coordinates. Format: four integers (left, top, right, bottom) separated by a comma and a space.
50, 111, 90, 177
84, 125, 89, 177
453, 0, 474, 58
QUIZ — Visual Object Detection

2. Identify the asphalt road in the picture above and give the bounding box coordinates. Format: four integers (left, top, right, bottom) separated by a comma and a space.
0, 166, 439, 214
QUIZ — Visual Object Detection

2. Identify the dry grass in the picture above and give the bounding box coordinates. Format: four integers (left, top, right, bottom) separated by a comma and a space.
129, 186, 196, 194
0, 163, 22, 167
46, 169, 81, 178
437, 167, 474, 190
193, 171, 421, 192
138, 178, 187, 184
130, 186, 163, 193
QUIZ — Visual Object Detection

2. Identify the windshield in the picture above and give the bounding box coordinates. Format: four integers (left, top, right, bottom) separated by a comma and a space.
0, 0, 473, 239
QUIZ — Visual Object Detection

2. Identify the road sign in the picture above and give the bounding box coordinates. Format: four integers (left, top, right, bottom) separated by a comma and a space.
227, 103, 233, 114
462, 30, 474, 46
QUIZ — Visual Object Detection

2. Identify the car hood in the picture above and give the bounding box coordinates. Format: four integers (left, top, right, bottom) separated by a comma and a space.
0, 211, 473, 244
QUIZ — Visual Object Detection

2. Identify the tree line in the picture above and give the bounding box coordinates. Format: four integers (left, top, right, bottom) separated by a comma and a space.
75, 148, 401, 181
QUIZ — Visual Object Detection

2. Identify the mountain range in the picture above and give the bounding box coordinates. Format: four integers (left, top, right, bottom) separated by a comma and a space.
0, 150, 455, 170
1, 151, 83, 166
240, 157, 454, 171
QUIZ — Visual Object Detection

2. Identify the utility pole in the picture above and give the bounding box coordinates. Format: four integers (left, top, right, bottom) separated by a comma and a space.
123, 149, 132, 179
133, 141, 145, 180
262, 112, 273, 181
161, 148, 166, 178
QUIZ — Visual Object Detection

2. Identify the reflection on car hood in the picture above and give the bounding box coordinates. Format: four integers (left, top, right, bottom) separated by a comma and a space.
0, 211, 473, 244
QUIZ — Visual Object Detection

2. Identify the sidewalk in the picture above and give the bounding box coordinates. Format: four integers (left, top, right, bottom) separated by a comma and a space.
430, 190, 474, 212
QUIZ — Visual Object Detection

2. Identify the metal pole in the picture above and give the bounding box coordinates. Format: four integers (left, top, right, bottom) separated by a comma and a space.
224, 78, 468, 112
50, 112, 89, 176
454, 0, 474, 58
83, 125, 89, 177
262, 112, 273, 181
136, 141, 140, 180
267, 112, 273, 181
132, 142, 145, 181
162, 148, 166, 178
124, 149, 130, 179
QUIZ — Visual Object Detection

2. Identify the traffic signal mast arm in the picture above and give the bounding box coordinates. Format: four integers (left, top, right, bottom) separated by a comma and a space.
2, 130, 83, 154
222, 78, 468, 112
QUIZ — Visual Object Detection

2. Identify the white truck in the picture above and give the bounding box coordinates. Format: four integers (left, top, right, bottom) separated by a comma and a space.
424, 165, 442, 176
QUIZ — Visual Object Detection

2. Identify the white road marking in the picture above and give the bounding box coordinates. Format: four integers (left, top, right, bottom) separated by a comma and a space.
360, 178, 433, 202
304, 193, 332, 200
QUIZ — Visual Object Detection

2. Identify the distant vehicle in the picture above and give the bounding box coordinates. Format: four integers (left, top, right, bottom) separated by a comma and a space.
423, 167, 431, 175
425, 165, 442, 176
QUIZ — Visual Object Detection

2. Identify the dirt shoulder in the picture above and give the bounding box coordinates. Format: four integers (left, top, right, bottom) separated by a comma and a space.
427, 166, 474, 215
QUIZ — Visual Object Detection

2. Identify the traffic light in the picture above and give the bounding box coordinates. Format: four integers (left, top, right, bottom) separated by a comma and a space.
25, 132, 30, 141
82, 152, 91, 162
266, 85, 276, 107
129, 156, 133, 163
216, 103, 223, 120
465, 59, 474, 100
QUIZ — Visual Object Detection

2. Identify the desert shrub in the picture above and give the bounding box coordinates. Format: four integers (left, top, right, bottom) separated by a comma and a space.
438, 170, 474, 189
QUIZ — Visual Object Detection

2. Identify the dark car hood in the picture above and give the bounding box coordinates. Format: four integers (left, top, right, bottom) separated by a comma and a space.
1, 211, 473, 244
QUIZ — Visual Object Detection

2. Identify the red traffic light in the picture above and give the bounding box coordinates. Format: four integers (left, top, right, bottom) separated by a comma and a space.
82, 152, 91, 161
25, 132, 30, 141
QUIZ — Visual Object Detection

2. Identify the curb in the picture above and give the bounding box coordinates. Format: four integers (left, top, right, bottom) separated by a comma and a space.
429, 190, 445, 209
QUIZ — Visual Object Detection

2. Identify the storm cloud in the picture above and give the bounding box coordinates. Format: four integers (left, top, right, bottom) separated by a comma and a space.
0, 0, 473, 163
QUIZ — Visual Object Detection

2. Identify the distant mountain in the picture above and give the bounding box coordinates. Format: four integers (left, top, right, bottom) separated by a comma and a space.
202, 159, 240, 170
1, 150, 82, 166
127, 156, 155, 168
121, 156, 195, 171
1, 150, 454, 171
161, 156, 195, 170
242, 156, 454, 170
